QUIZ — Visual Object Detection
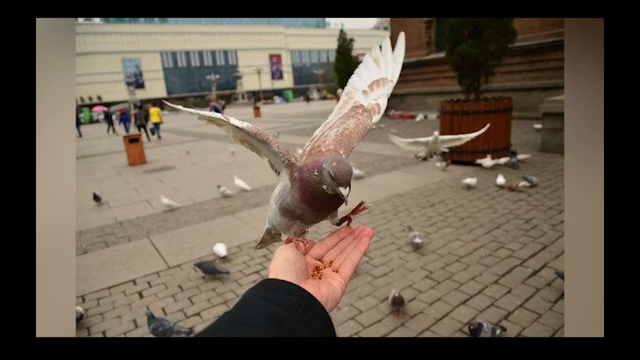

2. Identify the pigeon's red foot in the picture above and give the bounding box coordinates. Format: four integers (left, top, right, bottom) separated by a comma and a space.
336, 201, 369, 227
283, 237, 314, 255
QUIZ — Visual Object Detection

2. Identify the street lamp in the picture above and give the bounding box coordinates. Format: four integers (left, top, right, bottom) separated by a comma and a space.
313, 68, 326, 86
254, 68, 265, 102
206, 73, 221, 102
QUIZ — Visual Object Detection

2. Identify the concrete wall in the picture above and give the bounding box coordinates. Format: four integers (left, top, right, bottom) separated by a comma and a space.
76, 24, 389, 104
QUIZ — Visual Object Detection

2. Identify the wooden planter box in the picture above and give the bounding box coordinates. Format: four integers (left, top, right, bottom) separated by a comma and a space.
439, 97, 513, 163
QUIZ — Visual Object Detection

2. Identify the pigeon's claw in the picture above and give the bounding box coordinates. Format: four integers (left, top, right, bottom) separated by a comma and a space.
284, 237, 314, 255
336, 201, 369, 227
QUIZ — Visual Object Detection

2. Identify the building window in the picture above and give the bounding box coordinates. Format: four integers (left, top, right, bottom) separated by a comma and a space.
203, 51, 213, 66
310, 50, 319, 64
190, 51, 201, 67
228, 50, 237, 65
215, 50, 225, 66
328, 50, 336, 62
301, 50, 310, 64
292, 51, 300, 64
162, 52, 174, 68
319, 50, 327, 63
177, 52, 187, 67
435, 18, 448, 53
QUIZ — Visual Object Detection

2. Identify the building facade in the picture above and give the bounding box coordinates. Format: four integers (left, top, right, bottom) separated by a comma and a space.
76, 23, 388, 105
389, 18, 564, 115
101, 18, 327, 28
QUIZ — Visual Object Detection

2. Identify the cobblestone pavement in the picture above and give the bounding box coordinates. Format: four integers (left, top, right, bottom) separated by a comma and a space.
75, 100, 563, 337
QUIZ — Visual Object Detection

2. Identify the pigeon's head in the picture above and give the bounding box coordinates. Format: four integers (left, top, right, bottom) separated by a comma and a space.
144, 310, 155, 319
321, 155, 352, 205
468, 320, 483, 337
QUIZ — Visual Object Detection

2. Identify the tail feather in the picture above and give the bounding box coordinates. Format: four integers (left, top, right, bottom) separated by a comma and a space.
174, 325, 194, 336
255, 227, 282, 249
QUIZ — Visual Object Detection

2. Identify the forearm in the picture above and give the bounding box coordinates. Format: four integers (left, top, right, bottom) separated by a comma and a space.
196, 279, 336, 337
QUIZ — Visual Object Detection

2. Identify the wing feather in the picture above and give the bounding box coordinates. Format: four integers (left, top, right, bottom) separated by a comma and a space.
301, 32, 406, 162
163, 102, 296, 176
439, 123, 491, 148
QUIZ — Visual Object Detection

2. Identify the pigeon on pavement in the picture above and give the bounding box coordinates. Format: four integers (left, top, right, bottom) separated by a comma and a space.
145, 310, 194, 337
159, 195, 180, 210
407, 225, 425, 250
388, 289, 406, 317
217, 185, 233, 198
468, 319, 507, 337
92, 192, 103, 205
233, 175, 252, 191
164, 32, 406, 254
194, 260, 230, 277
213, 243, 228, 259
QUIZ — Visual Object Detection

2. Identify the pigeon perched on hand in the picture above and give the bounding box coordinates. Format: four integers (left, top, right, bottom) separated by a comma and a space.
194, 260, 230, 277
217, 185, 233, 198
92, 192, 103, 205
468, 319, 507, 337
388, 123, 490, 161
159, 195, 180, 210
145, 310, 194, 337
388, 289, 405, 317
164, 32, 406, 254
407, 225, 424, 250
233, 175, 252, 191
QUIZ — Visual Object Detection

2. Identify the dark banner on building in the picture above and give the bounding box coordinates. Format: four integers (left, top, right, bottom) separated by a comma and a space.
269, 54, 283, 80
122, 58, 145, 89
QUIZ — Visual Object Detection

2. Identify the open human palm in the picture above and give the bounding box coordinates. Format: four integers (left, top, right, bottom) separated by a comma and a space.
268, 226, 374, 313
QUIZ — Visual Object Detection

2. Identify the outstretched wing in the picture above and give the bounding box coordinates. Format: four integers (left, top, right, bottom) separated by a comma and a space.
300, 32, 406, 162
387, 131, 434, 151
163, 102, 297, 176
439, 123, 491, 149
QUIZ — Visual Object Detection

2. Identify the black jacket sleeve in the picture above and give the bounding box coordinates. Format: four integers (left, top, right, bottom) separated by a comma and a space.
195, 279, 336, 337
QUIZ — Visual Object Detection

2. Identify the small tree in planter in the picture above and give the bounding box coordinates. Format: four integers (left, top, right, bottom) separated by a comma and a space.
440, 18, 518, 163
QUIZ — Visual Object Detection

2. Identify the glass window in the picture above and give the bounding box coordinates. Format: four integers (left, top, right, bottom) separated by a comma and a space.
203, 51, 212, 66
215, 50, 225, 66
301, 50, 310, 64
190, 51, 200, 66
310, 50, 318, 64
328, 50, 336, 62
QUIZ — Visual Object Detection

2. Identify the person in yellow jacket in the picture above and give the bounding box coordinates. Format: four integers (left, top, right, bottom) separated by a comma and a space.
148, 103, 164, 139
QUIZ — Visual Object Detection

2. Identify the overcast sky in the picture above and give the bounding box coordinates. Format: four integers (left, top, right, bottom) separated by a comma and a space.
325, 18, 379, 29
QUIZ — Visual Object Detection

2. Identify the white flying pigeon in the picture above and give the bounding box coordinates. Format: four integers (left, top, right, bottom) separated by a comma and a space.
217, 185, 233, 198
496, 174, 506, 187
159, 195, 180, 210
163, 32, 406, 253
414, 113, 425, 122
213, 242, 228, 258
388, 123, 490, 161
233, 175, 252, 191
462, 177, 478, 188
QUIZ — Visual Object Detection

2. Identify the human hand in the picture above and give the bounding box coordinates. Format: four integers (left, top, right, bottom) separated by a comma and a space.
268, 226, 374, 313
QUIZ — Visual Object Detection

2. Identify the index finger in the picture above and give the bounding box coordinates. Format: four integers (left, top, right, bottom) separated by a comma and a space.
306, 226, 355, 259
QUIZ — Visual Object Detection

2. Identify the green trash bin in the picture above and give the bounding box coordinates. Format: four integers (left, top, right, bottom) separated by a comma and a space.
284, 90, 293, 103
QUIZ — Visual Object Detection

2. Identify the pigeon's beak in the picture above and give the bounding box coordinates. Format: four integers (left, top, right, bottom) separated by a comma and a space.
338, 186, 350, 205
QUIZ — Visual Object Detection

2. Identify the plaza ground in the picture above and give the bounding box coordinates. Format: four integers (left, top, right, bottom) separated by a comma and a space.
75, 100, 564, 337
